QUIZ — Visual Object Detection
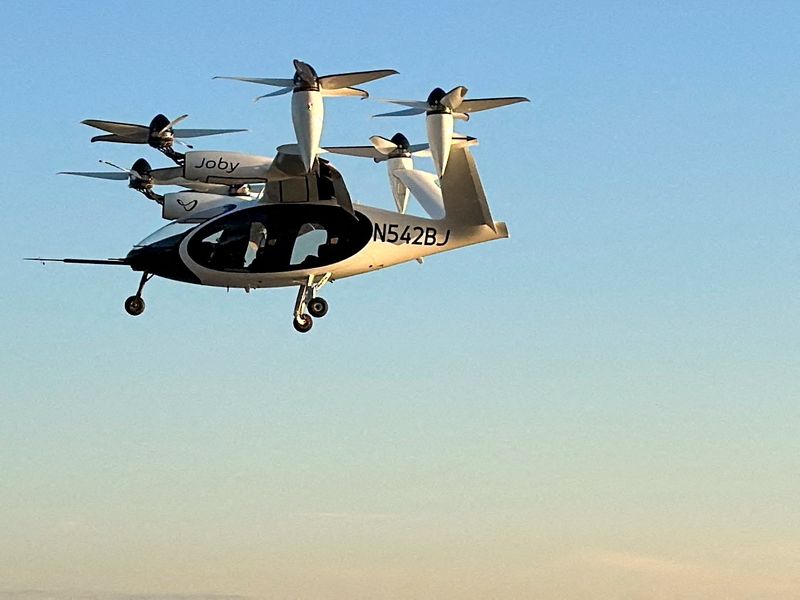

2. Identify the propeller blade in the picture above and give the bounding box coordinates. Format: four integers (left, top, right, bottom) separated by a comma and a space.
81, 119, 149, 140
213, 76, 295, 87
89, 134, 146, 144
318, 69, 398, 90
150, 166, 184, 184
100, 159, 134, 173
254, 87, 292, 101
58, 171, 129, 181
324, 145, 383, 160
380, 99, 430, 110
160, 114, 189, 134
174, 139, 194, 149
373, 107, 427, 118
408, 143, 430, 154
441, 86, 468, 110
455, 96, 530, 113
321, 86, 368, 98
369, 135, 399, 155
173, 128, 247, 138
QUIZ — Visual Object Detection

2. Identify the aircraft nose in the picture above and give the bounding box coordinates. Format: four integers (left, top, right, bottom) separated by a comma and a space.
125, 244, 200, 284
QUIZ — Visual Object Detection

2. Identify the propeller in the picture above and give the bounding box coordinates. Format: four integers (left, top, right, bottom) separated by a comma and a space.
327, 133, 429, 162
81, 114, 247, 153
326, 132, 473, 214
374, 86, 529, 177
215, 59, 398, 100
216, 59, 398, 172
60, 158, 162, 199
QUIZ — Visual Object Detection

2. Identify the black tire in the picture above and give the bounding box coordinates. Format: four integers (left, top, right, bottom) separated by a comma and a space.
308, 297, 328, 318
292, 314, 313, 333
124, 295, 145, 316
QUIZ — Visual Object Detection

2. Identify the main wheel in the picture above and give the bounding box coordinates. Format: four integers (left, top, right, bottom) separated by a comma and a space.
124, 295, 145, 316
308, 297, 328, 318
292, 314, 313, 333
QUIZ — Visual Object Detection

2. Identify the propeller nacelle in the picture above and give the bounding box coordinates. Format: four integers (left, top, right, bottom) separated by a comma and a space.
127, 158, 154, 191
147, 114, 177, 149
426, 87, 447, 109
292, 59, 320, 90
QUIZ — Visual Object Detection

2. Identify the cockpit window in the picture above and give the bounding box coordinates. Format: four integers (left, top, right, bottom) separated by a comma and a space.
186, 204, 372, 273
290, 223, 327, 266
136, 204, 237, 247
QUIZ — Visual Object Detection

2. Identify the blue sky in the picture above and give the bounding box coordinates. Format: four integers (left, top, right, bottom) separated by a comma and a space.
1, 2, 799, 598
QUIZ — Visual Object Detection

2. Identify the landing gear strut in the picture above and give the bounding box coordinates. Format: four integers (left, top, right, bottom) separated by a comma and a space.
125, 272, 153, 316
292, 272, 331, 333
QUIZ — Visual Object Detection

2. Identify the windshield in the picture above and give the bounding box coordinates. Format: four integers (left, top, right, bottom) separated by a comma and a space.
135, 204, 236, 247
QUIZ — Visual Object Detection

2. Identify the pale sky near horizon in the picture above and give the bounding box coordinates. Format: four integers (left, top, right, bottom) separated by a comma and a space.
1, 1, 799, 599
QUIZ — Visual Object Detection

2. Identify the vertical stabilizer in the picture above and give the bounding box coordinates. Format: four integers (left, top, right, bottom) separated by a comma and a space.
440, 145, 496, 230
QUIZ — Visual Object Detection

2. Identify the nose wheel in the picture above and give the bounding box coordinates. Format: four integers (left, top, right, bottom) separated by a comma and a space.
124, 295, 145, 316
124, 272, 153, 317
292, 273, 331, 333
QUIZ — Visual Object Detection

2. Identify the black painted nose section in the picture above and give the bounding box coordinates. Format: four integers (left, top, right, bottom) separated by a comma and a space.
126, 242, 200, 284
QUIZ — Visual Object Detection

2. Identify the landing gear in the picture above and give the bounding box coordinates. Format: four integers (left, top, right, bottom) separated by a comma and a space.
124, 272, 153, 317
293, 314, 313, 333
124, 295, 145, 316
308, 297, 328, 318
292, 272, 331, 333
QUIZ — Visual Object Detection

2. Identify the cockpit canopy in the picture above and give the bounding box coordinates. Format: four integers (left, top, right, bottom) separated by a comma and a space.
186, 204, 372, 273
136, 204, 237, 247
